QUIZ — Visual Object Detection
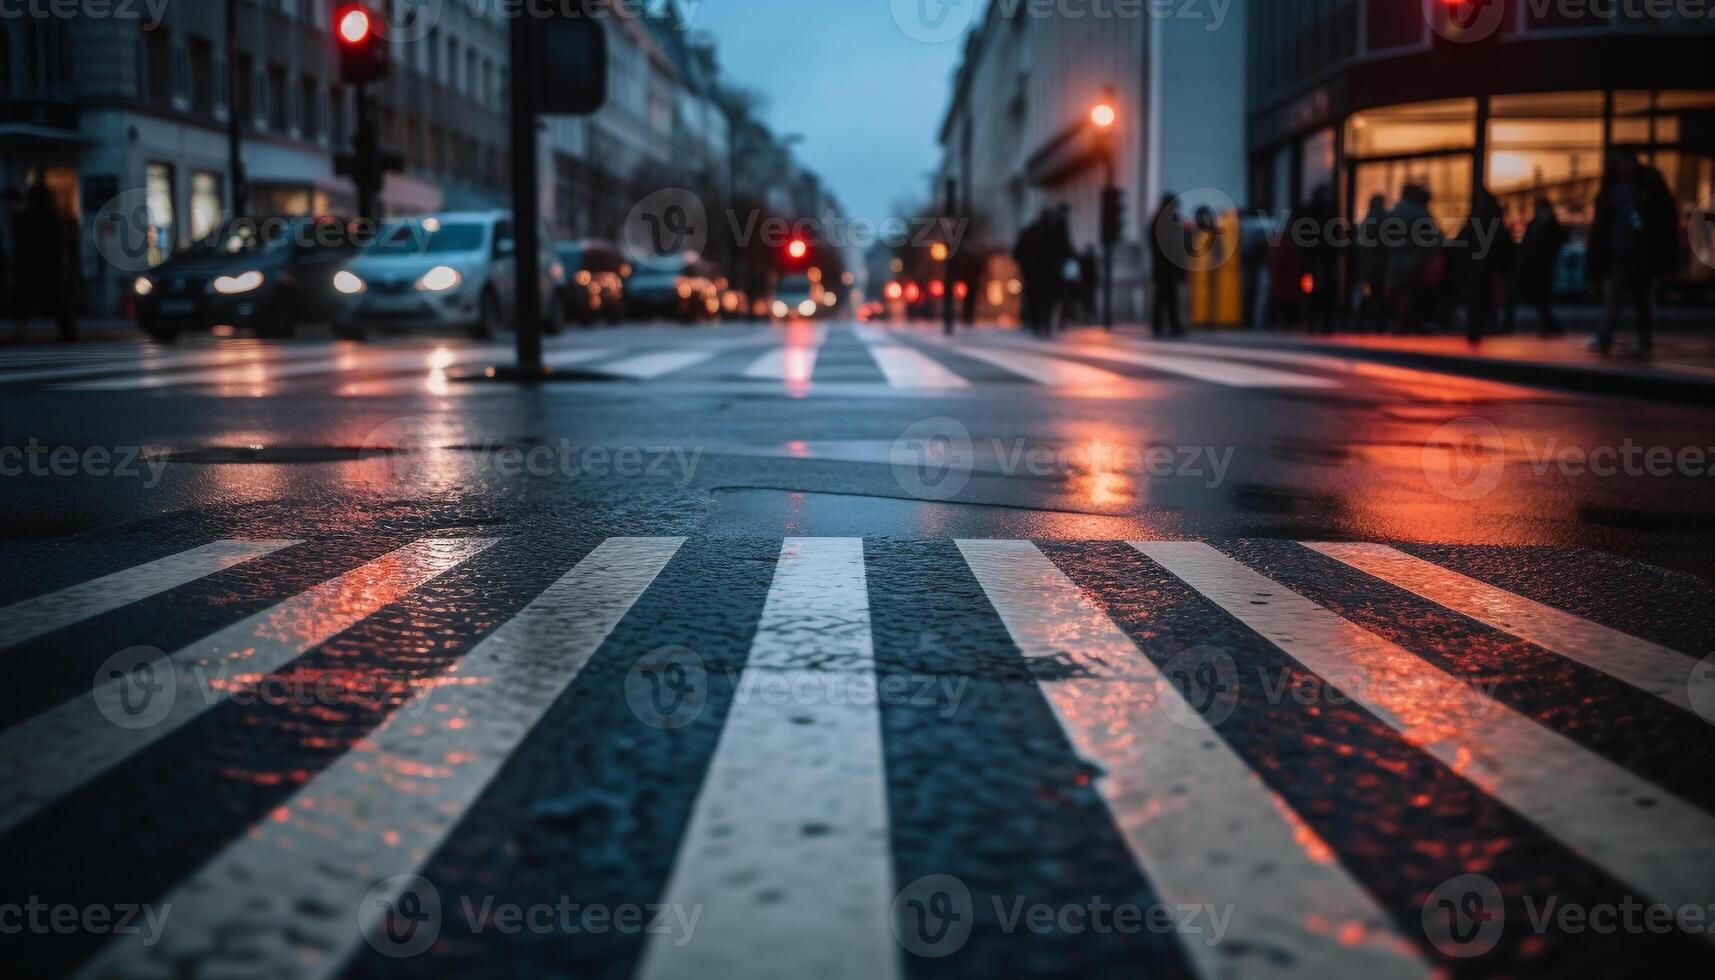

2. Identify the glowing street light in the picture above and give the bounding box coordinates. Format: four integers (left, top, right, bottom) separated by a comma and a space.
1090, 101, 1117, 129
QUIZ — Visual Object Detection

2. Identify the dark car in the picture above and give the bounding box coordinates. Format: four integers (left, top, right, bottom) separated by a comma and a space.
625, 255, 722, 323
557, 239, 627, 325
131, 216, 361, 341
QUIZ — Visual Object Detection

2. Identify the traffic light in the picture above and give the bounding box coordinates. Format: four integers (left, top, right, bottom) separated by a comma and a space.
336, 4, 388, 86
1100, 186, 1126, 246
784, 237, 810, 265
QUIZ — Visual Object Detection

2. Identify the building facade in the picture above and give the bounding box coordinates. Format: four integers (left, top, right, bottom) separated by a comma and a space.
936, 1, 1248, 320
1248, 0, 1715, 285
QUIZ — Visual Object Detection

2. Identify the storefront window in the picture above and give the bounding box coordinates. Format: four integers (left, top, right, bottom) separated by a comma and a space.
144, 162, 174, 266
1345, 99, 1476, 157
190, 171, 222, 242
1300, 127, 1336, 204
1352, 155, 1472, 234
1486, 92, 1604, 232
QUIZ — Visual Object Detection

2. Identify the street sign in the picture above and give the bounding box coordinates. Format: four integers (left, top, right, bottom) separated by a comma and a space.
537, 16, 607, 116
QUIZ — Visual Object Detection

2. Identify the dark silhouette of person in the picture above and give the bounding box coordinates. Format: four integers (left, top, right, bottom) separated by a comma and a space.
1013, 206, 1072, 337
12, 183, 76, 343
1513, 198, 1567, 337
1149, 193, 1185, 338
1385, 184, 1442, 334
1456, 187, 1514, 343
1297, 184, 1338, 334
1077, 245, 1098, 326
1355, 193, 1390, 330
1587, 152, 1678, 355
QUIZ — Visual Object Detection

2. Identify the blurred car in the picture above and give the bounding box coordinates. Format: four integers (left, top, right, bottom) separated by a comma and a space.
771, 273, 820, 320
625, 255, 722, 323
331, 211, 563, 339
557, 239, 626, 325
132, 216, 359, 340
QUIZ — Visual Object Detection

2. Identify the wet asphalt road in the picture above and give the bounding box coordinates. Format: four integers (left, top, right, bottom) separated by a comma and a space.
1, 321, 1713, 979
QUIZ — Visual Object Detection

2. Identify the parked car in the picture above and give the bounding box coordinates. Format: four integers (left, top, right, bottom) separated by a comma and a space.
557, 239, 626, 325
132, 216, 359, 340
625, 255, 722, 323
331, 211, 563, 339
771, 273, 819, 320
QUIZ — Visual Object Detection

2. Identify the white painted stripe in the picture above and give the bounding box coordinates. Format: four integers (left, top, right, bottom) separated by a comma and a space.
543, 346, 615, 369
592, 349, 720, 380
850, 323, 891, 344
1, 540, 297, 650
1136, 541, 1715, 937
959, 540, 1429, 980
866, 344, 970, 389
1304, 542, 1708, 713
741, 344, 821, 381
0, 345, 339, 385
950, 345, 1133, 388
1116, 339, 1550, 398
1032, 342, 1339, 389
71, 537, 681, 980
0, 536, 496, 836
58, 346, 510, 390
638, 538, 897, 980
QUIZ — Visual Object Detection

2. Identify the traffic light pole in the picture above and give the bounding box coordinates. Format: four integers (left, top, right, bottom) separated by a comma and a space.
352, 81, 379, 224
942, 177, 956, 337
1101, 153, 1115, 331
508, 14, 544, 378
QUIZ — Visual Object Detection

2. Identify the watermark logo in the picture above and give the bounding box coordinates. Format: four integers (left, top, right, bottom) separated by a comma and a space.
1690, 195, 1715, 272
624, 188, 708, 272
1156, 188, 1238, 274
891, 417, 974, 501
358, 415, 441, 484
361, 874, 442, 958
1158, 644, 1239, 730
1422, 417, 1506, 501
1425, 0, 1508, 43
891, 874, 974, 957
624, 646, 708, 730
91, 189, 163, 275
382, 0, 442, 43
95, 646, 174, 730
891, 0, 976, 43
1422, 874, 1505, 957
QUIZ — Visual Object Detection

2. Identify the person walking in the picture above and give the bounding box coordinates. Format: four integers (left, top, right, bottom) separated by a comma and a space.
11, 183, 77, 343
1587, 152, 1678, 355
1149, 193, 1186, 338
1297, 185, 1339, 334
1514, 198, 1568, 337
1355, 193, 1390, 331
1013, 207, 1071, 337
1385, 184, 1443, 334
1456, 188, 1514, 343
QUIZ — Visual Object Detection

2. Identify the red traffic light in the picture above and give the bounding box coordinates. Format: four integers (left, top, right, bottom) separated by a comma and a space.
336, 5, 372, 44
786, 239, 809, 260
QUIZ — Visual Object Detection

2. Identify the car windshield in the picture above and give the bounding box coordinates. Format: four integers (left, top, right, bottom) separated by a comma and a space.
778, 275, 812, 296
368, 221, 485, 255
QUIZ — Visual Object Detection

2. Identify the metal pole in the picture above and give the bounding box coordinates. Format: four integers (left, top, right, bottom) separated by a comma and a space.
353, 81, 377, 223
942, 177, 956, 336
225, 0, 246, 218
1102, 153, 1115, 331
510, 15, 543, 376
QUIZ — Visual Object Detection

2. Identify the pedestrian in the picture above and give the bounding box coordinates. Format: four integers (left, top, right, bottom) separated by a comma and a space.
1354, 193, 1390, 331
1587, 151, 1678, 355
1513, 198, 1567, 337
1385, 184, 1443, 334
1078, 245, 1098, 325
11, 182, 77, 343
1014, 207, 1069, 337
1149, 193, 1186, 338
1297, 185, 1338, 334
1456, 187, 1514, 343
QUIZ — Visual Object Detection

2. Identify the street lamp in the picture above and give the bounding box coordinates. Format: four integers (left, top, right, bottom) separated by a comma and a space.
1091, 86, 1120, 330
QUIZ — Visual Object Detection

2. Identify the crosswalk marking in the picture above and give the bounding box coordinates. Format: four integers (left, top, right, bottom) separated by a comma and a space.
638, 538, 898, 980
0, 345, 341, 385
866, 344, 971, 389
1306, 542, 1710, 713
57, 345, 510, 391
1019, 340, 1341, 389
944, 344, 1134, 388
1, 540, 297, 650
592, 349, 722, 379
741, 344, 821, 382
1135, 540, 1715, 939
0, 536, 496, 836
958, 540, 1430, 979
543, 346, 616, 369
69, 536, 682, 980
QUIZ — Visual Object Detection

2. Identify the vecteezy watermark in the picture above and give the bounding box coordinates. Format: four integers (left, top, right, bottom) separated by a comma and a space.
0, 0, 167, 28
0, 897, 171, 945
1423, 873, 1715, 958
892, 0, 1233, 43
0, 441, 167, 487
1423, 417, 1715, 501
624, 188, 710, 273
1432, 0, 1715, 44
1424, 0, 1510, 42
476, 441, 704, 487
1422, 874, 1506, 957
1422, 417, 1507, 502
890, 874, 1233, 958
728, 210, 969, 256
623, 646, 969, 729
359, 874, 701, 958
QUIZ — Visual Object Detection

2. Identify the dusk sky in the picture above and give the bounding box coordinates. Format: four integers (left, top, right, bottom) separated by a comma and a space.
685, 0, 968, 224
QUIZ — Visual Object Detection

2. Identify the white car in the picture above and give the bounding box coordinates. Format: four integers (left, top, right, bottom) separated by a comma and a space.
332, 211, 564, 339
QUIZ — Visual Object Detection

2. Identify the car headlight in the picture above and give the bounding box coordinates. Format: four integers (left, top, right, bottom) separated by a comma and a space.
771, 300, 789, 319
416, 265, 462, 292
210, 270, 264, 295
333, 270, 366, 295
798, 299, 818, 318
133, 276, 154, 296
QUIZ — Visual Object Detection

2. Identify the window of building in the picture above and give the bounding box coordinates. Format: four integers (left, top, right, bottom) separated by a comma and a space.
1486, 92, 1605, 230
145, 162, 176, 265
190, 171, 223, 241
328, 84, 346, 147
236, 54, 253, 126
446, 37, 457, 88
267, 64, 287, 130
1352, 154, 1473, 234
1300, 127, 1337, 204
299, 76, 319, 140
144, 27, 171, 106
465, 49, 477, 98
1345, 99, 1477, 157
188, 37, 213, 115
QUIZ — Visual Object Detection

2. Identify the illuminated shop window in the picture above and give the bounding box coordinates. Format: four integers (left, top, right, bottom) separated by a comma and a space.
1344, 99, 1476, 157
1486, 92, 1604, 232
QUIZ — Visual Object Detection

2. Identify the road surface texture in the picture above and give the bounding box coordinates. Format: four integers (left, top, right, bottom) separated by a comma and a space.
2, 320, 1713, 979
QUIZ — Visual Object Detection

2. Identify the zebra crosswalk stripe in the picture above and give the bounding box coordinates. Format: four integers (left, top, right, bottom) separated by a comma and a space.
1008, 340, 1341, 389
68, 536, 682, 980
742, 344, 821, 381
593, 349, 722, 379
1, 539, 299, 650
1135, 540, 1715, 940
1305, 542, 1710, 713
0, 536, 496, 836
866, 344, 971, 389
958, 539, 1432, 979
637, 537, 898, 980
936, 344, 1134, 388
